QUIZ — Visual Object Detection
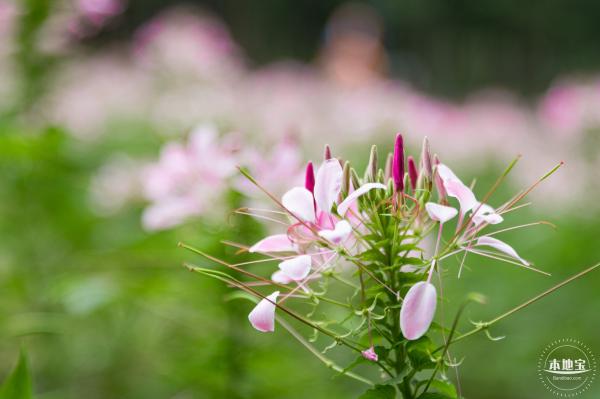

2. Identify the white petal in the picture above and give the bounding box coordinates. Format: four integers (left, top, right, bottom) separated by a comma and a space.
444, 179, 477, 213
271, 270, 292, 284
248, 291, 279, 333
476, 236, 529, 265
472, 203, 503, 225
282, 187, 316, 222
436, 164, 459, 182
249, 234, 295, 253
337, 183, 387, 216
318, 220, 352, 244
314, 159, 343, 213
437, 164, 477, 213
278, 255, 312, 281
425, 202, 458, 223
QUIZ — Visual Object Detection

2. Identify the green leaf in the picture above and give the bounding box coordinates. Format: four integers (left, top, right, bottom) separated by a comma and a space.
417, 393, 454, 399
429, 380, 457, 398
358, 384, 396, 399
0, 349, 33, 399
406, 337, 437, 370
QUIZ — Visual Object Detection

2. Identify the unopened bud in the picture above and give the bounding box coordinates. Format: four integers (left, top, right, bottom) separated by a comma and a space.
392, 133, 405, 192
304, 161, 315, 194
407, 156, 418, 191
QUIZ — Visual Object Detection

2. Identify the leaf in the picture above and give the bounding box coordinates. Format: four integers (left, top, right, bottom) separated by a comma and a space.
0, 349, 33, 399
358, 384, 396, 399
406, 336, 437, 370
429, 380, 457, 398
417, 393, 454, 399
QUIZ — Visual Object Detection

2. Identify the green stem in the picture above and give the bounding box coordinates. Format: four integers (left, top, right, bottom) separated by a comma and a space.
276, 315, 375, 386
433, 262, 600, 353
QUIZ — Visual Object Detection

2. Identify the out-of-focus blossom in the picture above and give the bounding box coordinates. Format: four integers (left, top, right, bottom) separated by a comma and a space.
141, 125, 238, 231
89, 154, 144, 215
134, 8, 242, 82
235, 137, 304, 199
66, 0, 126, 39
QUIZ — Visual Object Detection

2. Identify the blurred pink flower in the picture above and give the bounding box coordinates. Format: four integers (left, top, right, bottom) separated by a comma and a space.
77, 0, 125, 26
141, 125, 238, 231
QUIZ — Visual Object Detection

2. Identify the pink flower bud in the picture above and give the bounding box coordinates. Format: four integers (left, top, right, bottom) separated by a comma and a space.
361, 346, 378, 362
304, 161, 315, 194
324, 144, 332, 160
392, 133, 405, 192
407, 156, 418, 191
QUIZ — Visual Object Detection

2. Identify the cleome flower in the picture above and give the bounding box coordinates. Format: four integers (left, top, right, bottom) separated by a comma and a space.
182, 131, 574, 396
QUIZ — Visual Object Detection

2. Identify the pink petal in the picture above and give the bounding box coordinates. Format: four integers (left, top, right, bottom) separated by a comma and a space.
318, 220, 352, 245
437, 164, 477, 213
249, 234, 294, 253
282, 187, 316, 222
271, 270, 292, 284
472, 203, 503, 225
436, 164, 459, 182
400, 281, 437, 340
361, 346, 378, 362
314, 159, 343, 213
425, 202, 458, 223
444, 179, 477, 213
476, 236, 529, 265
337, 183, 387, 216
248, 291, 279, 333
278, 255, 312, 281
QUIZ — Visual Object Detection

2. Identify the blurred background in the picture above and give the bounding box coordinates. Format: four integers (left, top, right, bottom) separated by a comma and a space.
0, 0, 599, 398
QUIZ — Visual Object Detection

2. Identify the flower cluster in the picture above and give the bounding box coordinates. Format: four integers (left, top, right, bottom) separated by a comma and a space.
184, 132, 568, 397
139, 124, 303, 230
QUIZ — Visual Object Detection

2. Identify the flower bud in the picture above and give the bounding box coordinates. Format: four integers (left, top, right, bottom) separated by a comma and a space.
324, 144, 332, 160
433, 154, 447, 203
341, 161, 351, 197
407, 156, 418, 191
365, 145, 378, 182
350, 168, 361, 192
392, 133, 405, 192
420, 136, 432, 179
304, 161, 315, 194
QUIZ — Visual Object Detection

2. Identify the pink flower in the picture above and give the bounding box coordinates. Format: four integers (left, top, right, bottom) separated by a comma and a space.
248, 291, 279, 332
400, 281, 437, 340
141, 125, 238, 231
361, 346, 378, 362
